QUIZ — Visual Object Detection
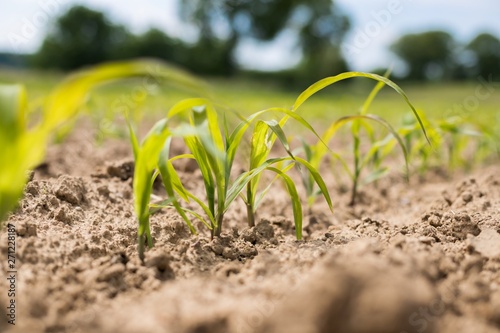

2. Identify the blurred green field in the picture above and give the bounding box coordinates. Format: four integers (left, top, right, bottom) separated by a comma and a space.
1, 67, 499, 131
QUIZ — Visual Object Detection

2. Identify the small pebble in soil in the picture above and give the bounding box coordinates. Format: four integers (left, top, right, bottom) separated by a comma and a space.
106, 160, 134, 180
461, 191, 473, 203
97, 264, 125, 282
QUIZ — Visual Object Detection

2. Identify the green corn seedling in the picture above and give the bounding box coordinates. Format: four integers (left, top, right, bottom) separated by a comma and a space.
291, 72, 429, 206
436, 116, 489, 170
398, 112, 441, 177
241, 107, 332, 232
148, 101, 332, 241
126, 97, 221, 260
477, 114, 500, 161
0, 59, 204, 229
128, 117, 176, 261
398, 111, 497, 175
0, 84, 37, 222
321, 114, 408, 206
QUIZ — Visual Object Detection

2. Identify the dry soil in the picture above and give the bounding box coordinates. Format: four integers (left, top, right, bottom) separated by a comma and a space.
0, 123, 499, 333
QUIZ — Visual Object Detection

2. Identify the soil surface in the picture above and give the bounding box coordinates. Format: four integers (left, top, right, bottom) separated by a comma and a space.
1, 123, 499, 333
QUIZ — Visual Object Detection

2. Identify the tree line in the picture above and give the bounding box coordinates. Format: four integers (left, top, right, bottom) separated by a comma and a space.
22, 3, 500, 83
391, 31, 500, 81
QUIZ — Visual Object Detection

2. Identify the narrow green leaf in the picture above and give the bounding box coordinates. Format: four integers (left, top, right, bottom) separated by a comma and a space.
266, 166, 303, 240
360, 67, 392, 115
293, 157, 333, 212
254, 163, 294, 211
363, 167, 390, 186
264, 120, 294, 159
292, 72, 430, 144
337, 114, 410, 180
158, 137, 196, 234
126, 118, 139, 160
149, 197, 177, 214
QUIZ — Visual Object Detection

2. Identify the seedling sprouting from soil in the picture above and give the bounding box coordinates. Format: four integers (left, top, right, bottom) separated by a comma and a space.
142, 101, 332, 245
0, 60, 197, 223
291, 72, 429, 206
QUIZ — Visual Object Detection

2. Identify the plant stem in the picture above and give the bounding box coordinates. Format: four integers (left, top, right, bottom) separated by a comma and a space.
212, 213, 224, 238
246, 203, 255, 227
349, 177, 358, 206
138, 216, 152, 262
246, 182, 256, 227
350, 128, 361, 206
138, 233, 145, 262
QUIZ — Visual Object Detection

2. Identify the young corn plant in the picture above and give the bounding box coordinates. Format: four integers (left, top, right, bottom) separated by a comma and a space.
397, 112, 498, 175
477, 114, 500, 162
0, 84, 39, 223
147, 101, 332, 242
128, 117, 176, 260
397, 112, 441, 177
320, 114, 408, 206
0, 59, 204, 229
240, 109, 333, 238
436, 116, 490, 171
126, 95, 225, 261
291, 72, 429, 206
474, 128, 498, 165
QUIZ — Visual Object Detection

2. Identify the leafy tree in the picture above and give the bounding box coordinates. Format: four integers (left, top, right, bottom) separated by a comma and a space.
467, 33, 500, 80
32, 2, 351, 79
183, 37, 237, 76
116, 28, 185, 62
32, 6, 128, 70
118, 28, 236, 75
179, 0, 350, 79
391, 31, 455, 81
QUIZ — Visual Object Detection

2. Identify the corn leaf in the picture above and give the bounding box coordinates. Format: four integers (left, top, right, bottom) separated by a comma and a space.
157, 137, 196, 233
42, 60, 206, 134
0, 85, 29, 222
292, 72, 429, 144
325, 114, 410, 180
265, 166, 303, 239
253, 163, 295, 211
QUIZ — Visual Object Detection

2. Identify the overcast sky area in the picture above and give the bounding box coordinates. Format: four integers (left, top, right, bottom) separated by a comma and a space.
1, 0, 499, 71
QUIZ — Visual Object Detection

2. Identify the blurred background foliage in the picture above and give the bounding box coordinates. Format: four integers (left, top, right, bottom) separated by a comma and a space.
1, 2, 499, 86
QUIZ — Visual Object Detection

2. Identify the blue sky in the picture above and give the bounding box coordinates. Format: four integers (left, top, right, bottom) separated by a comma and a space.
1, 0, 499, 71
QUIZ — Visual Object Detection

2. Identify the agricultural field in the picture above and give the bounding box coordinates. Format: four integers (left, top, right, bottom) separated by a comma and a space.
0, 61, 499, 333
